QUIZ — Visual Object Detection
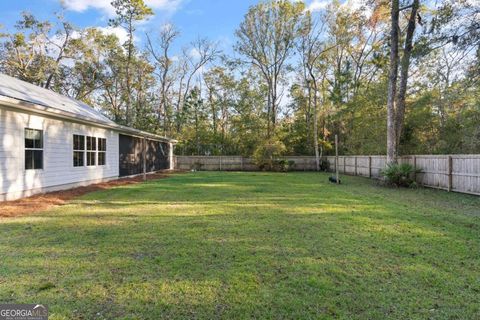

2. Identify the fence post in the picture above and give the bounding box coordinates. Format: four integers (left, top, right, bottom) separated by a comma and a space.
413, 156, 417, 182
219, 156, 222, 171
447, 155, 453, 192
354, 156, 357, 176
343, 156, 346, 174
142, 136, 147, 181
335, 135, 339, 184
368, 156, 372, 178
241, 157, 244, 171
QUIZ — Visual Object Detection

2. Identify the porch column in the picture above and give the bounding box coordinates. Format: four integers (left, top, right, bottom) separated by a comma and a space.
169, 142, 174, 170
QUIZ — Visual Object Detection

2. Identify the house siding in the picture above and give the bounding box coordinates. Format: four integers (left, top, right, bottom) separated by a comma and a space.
0, 106, 119, 201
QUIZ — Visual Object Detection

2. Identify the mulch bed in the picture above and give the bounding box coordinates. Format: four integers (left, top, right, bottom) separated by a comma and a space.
0, 172, 173, 218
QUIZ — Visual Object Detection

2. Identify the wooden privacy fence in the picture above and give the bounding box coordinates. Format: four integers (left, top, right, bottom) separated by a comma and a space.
174, 155, 480, 196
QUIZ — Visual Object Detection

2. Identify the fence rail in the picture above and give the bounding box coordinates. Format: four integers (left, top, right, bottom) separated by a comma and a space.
174, 155, 480, 196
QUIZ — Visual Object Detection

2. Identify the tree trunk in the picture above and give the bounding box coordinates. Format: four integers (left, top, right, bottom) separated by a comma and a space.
271, 79, 277, 133
306, 81, 312, 151
311, 77, 320, 171
386, 0, 400, 165
394, 0, 419, 156
266, 80, 272, 138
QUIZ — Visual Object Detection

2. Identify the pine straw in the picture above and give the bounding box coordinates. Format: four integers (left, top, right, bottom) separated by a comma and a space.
0, 172, 173, 218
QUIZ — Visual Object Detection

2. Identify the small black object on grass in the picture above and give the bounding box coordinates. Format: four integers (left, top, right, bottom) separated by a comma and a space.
329, 176, 341, 184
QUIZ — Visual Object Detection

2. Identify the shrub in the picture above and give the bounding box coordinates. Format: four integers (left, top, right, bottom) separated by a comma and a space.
287, 160, 296, 171
191, 161, 203, 171
320, 159, 330, 171
270, 159, 295, 172
381, 163, 420, 187
253, 138, 286, 171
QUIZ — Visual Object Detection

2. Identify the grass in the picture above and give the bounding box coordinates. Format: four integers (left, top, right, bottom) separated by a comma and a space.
0, 172, 479, 319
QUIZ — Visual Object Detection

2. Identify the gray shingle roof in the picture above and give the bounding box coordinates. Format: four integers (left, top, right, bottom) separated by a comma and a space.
0, 73, 116, 125
0, 73, 175, 142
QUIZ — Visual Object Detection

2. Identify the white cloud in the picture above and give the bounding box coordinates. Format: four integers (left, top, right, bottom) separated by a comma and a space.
305, 0, 373, 17
96, 26, 129, 44
342, 0, 366, 11
306, 0, 329, 12
61, 0, 183, 17
188, 47, 201, 60
146, 0, 182, 11
341, 0, 373, 18
61, 0, 115, 16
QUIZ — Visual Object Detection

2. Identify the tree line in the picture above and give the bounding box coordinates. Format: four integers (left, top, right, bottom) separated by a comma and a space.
1, 0, 478, 165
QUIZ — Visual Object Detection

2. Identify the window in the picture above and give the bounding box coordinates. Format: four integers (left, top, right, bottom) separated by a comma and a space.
86, 136, 96, 166
73, 135, 85, 167
98, 138, 106, 166
25, 128, 43, 170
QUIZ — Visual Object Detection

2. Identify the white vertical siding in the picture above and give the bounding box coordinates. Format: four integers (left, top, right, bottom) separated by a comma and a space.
0, 106, 119, 200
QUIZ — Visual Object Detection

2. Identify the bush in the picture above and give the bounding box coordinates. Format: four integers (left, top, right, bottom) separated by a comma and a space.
320, 159, 330, 172
270, 159, 295, 172
381, 163, 420, 187
191, 161, 203, 171
253, 138, 286, 171
287, 160, 296, 171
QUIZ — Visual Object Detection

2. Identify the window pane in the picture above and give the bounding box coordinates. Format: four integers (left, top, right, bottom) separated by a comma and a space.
25, 128, 41, 140
74, 135, 85, 150
87, 136, 96, 151
25, 150, 33, 169
33, 150, 43, 169
87, 152, 96, 166
98, 152, 106, 166
35, 134, 43, 149
25, 129, 42, 149
25, 150, 43, 169
25, 137, 34, 149
98, 138, 106, 151
74, 151, 84, 167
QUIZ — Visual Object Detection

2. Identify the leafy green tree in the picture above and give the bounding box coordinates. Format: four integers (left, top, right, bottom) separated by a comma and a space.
235, 0, 306, 137
110, 0, 153, 126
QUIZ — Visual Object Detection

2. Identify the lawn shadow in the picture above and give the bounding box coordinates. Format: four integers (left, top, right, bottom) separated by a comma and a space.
1, 172, 479, 319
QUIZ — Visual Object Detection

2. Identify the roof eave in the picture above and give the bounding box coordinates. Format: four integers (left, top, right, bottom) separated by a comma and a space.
0, 95, 177, 144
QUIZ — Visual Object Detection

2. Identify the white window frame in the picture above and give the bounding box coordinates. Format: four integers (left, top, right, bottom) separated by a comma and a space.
97, 138, 107, 166
86, 136, 97, 167
25, 128, 43, 170
73, 134, 85, 167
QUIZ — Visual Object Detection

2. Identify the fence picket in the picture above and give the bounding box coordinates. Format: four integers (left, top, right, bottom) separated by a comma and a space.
174, 155, 480, 196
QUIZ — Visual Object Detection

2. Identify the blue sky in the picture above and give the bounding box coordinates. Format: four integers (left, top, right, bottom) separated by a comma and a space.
0, 0, 330, 55
0, 0, 304, 55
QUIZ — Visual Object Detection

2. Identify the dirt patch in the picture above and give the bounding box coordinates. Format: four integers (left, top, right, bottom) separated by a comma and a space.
0, 172, 175, 218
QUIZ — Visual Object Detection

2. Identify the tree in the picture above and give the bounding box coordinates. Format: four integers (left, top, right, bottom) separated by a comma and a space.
175, 38, 219, 133
235, 0, 305, 137
60, 28, 121, 102
298, 13, 329, 171
110, 0, 153, 126
0, 12, 75, 89
386, 0, 420, 165
204, 66, 236, 153
146, 24, 179, 136
394, 0, 420, 157
1, 1, 478, 158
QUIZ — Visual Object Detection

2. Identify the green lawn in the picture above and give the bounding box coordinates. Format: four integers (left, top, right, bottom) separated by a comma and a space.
1, 172, 479, 319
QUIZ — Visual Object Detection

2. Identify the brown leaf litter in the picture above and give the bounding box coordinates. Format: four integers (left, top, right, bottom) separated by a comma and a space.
0, 172, 175, 218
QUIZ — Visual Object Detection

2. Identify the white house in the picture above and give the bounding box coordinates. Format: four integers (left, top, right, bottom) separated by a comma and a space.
0, 73, 175, 201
